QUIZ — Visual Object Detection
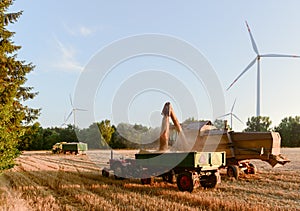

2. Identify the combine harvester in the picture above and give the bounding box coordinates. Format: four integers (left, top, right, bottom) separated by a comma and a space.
103, 102, 289, 191
176, 117, 290, 179
102, 102, 226, 192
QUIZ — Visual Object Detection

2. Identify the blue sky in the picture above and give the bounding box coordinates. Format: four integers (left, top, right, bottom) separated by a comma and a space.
8, 1, 300, 131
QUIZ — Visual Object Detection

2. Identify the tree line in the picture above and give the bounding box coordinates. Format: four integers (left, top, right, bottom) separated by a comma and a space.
17, 116, 300, 153
18, 120, 161, 151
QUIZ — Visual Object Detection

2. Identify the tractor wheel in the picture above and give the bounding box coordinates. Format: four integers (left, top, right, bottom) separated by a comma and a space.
200, 173, 218, 189
177, 172, 194, 192
227, 165, 239, 180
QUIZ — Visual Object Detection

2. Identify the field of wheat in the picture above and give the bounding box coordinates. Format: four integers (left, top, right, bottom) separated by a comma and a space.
0, 148, 299, 211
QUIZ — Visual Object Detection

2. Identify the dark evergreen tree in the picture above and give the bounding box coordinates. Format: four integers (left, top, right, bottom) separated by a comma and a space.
0, 0, 39, 170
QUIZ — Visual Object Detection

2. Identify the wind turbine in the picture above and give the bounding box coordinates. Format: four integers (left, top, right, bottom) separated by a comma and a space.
227, 21, 300, 117
218, 98, 243, 129
64, 94, 87, 128
61, 113, 67, 127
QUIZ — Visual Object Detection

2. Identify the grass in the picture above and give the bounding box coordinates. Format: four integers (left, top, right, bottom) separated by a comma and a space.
0, 149, 299, 210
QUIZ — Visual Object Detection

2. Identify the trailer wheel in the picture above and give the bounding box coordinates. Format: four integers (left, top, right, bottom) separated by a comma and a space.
177, 172, 194, 192
200, 173, 218, 189
102, 168, 109, 177
141, 170, 152, 185
248, 163, 257, 174
227, 165, 239, 179
112, 163, 124, 180
162, 171, 175, 184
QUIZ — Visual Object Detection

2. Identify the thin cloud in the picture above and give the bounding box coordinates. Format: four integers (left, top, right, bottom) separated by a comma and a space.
79, 26, 93, 36
54, 37, 83, 73
63, 23, 95, 37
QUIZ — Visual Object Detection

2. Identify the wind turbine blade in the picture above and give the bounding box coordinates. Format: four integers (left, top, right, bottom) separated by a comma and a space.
231, 98, 237, 113
232, 114, 243, 124
65, 111, 73, 122
75, 108, 88, 111
63, 112, 66, 122
245, 21, 259, 55
217, 113, 230, 118
69, 94, 73, 107
261, 54, 300, 58
227, 57, 257, 90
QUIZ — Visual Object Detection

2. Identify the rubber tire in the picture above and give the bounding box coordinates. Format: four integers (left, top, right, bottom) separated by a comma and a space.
200, 173, 218, 188
141, 170, 152, 185
249, 163, 257, 174
177, 172, 194, 192
227, 165, 239, 180
102, 168, 109, 177
162, 172, 175, 184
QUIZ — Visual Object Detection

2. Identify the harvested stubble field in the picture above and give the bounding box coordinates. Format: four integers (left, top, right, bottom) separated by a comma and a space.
0, 148, 299, 211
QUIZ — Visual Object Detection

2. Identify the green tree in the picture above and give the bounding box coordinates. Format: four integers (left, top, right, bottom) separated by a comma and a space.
56, 125, 77, 143
42, 128, 59, 150
109, 125, 127, 149
98, 120, 115, 146
78, 123, 102, 149
244, 116, 272, 132
183, 117, 200, 124
18, 122, 41, 150
27, 126, 44, 150
213, 119, 231, 130
77, 121, 115, 149
0, 1, 39, 170
24, 126, 79, 151
275, 116, 300, 147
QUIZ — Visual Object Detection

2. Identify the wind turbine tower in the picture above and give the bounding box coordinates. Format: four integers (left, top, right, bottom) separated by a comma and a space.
64, 95, 87, 128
